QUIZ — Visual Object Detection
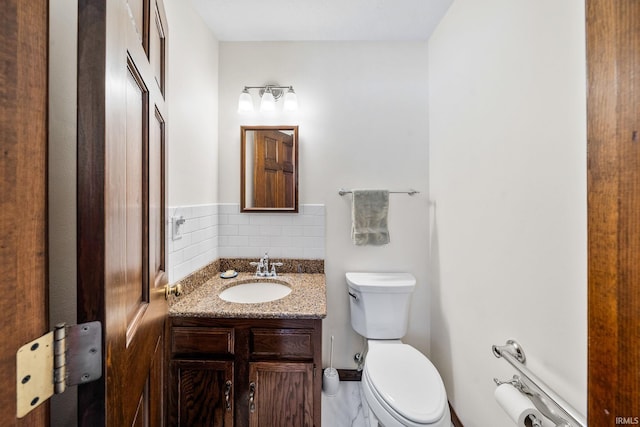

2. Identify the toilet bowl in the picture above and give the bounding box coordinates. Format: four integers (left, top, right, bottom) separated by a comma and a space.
361, 341, 451, 427
346, 272, 452, 427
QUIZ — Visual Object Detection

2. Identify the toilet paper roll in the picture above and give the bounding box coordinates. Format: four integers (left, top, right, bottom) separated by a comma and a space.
494, 383, 544, 427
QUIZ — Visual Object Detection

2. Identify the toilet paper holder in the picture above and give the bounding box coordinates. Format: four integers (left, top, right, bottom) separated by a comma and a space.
492, 340, 586, 427
493, 375, 533, 396
494, 377, 544, 427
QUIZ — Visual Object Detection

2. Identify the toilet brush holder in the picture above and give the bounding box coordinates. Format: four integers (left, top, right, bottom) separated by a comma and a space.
322, 367, 340, 396
323, 335, 340, 396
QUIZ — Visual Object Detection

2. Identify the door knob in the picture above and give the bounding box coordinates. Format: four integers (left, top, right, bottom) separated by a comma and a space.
164, 283, 183, 299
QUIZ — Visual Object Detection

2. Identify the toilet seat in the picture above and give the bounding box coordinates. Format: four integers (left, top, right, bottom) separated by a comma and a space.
364, 342, 447, 425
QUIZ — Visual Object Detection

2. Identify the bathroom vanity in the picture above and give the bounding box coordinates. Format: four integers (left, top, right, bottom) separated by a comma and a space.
168, 272, 326, 427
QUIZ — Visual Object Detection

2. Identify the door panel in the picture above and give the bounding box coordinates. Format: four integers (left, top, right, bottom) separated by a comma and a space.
149, 335, 165, 427
150, 4, 166, 94
281, 134, 295, 208
124, 63, 148, 338
171, 360, 234, 427
150, 108, 166, 287
248, 362, 313, 427
0, 0, 48, 425
131, 391, 148, 427
127, 0, 148, 53
77, 0, 168, 425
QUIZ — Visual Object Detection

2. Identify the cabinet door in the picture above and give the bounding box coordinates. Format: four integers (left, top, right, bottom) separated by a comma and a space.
171, 360, 234, 427
248, 362, 314, 427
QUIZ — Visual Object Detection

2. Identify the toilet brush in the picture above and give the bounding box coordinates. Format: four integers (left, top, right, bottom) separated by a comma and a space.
322, 335, 340, 396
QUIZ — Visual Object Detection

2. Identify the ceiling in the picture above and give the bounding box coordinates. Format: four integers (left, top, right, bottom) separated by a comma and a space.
190, 0, 454, 41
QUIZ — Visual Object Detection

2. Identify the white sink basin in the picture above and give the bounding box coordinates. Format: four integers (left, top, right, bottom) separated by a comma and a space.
219, 282, 292, 304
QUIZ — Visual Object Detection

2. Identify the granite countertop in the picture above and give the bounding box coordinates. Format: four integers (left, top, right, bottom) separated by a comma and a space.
169, 272, 327, 319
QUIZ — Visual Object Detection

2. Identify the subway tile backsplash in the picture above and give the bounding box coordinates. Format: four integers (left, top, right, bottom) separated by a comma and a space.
167, 203, 325, 282
168, 204, 219, 283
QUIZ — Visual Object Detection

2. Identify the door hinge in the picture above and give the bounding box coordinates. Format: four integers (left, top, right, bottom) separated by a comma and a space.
16, 321, 102, 418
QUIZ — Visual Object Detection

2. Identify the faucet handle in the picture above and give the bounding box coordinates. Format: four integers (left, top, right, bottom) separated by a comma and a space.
270, 262, 283, 276
249, 261, 263, 276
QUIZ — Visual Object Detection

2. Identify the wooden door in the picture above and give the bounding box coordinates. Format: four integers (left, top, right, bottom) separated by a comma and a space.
248, 362, 313, 427
587, 0, 640, 423
77, 0, 168, 425
253, 130, 295, 209
0, 0, 48, 425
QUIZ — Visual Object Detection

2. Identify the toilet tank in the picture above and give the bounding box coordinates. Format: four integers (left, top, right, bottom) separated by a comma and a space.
346, 272, 416, 339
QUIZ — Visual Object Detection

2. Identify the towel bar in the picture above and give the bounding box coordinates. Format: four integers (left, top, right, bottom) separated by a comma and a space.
338, 188, 419, 196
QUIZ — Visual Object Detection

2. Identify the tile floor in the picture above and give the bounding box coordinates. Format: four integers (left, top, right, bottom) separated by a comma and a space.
321, 381, 455, 427
322, 381, 370, 427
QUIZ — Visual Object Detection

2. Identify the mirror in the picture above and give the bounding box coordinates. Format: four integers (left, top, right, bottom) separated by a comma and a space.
241, 125, 298, 212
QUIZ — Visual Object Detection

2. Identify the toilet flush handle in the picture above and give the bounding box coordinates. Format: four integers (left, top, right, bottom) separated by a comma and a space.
348, 291, 358, 301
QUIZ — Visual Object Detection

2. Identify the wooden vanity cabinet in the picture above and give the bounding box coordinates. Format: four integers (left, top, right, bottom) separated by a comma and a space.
169, 317, 322, 427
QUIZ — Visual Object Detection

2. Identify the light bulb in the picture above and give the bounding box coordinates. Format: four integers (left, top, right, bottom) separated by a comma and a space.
237, 89, 253, 113
283, 88, 298, 112
260, 90, 276, 112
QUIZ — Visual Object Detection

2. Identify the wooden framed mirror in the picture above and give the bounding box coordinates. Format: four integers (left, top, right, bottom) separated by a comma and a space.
241, 125, 299, 212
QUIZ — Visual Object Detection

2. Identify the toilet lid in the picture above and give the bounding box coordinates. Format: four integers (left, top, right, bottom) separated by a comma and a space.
365, 344, 446, 424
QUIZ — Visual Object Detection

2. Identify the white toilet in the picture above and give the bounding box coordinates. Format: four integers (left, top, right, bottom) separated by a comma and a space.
346, 272, 452, 427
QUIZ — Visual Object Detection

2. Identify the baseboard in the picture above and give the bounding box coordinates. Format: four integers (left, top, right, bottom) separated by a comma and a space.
336, 368, 362, 381
449, 401, 464, 427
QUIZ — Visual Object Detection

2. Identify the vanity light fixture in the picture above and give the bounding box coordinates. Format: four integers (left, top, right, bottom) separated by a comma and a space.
237, 84, 298, 113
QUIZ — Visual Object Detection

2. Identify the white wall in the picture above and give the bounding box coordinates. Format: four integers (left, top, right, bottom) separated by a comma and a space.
163, 0, 220, 283
165, 0, 219, 206
428, 1, 587, 425
219, 42, 431, 367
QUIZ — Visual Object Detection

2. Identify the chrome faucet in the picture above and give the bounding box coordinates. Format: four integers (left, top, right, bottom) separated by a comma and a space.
250, 252, 282, 277
249, 252, 269, 277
